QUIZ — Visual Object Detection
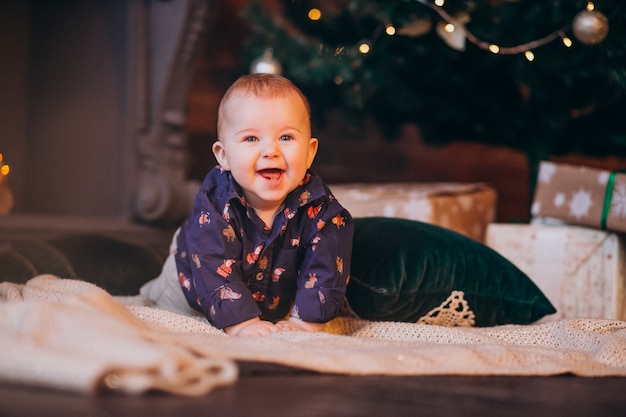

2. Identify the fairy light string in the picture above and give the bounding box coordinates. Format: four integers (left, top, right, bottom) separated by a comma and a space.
414, 0, 572, 55
251, 1, 609, 74
300, 0, 605, 60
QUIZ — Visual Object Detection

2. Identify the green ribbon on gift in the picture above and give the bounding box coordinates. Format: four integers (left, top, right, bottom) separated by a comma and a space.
601, 170, 626, 230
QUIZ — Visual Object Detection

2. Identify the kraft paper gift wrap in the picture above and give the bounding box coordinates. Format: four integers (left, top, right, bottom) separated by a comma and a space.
329, 183, 496, 242
486, 223, 626, 321
531, 161, 626, 233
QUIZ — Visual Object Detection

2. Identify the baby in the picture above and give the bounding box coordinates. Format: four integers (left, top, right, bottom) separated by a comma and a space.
141, 74, 353, 336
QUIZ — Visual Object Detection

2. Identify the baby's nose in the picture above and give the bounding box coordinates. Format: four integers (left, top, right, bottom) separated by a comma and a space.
261, 140, 280, 157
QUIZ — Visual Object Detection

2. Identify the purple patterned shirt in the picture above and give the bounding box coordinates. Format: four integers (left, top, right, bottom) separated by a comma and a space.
174, 166, 353, 330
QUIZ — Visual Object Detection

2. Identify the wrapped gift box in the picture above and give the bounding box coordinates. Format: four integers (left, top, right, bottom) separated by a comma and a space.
486, 223, 626, 321
329, 183, 496, 242
531, 161, 626, 233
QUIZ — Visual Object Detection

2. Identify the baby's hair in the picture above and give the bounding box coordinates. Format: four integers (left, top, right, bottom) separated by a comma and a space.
217, 74, 311, 134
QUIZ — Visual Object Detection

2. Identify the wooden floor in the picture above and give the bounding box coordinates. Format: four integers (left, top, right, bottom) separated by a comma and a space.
1, 362, 624, 417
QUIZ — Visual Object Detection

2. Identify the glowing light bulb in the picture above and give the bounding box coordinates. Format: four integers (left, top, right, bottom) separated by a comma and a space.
358, 42, 371, 54
434, 0, 445, 6
488, 44, 500, 54
308, 8, 321, 21
0, 164, 9, 176
385, 24, 396, 36
586, 2, 595, 11
444, 23, 455, 33
562, 37, 573, 47
524, 51, 535, 61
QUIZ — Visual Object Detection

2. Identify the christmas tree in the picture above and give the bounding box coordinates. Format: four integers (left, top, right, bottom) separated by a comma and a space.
241, 0, 626, 176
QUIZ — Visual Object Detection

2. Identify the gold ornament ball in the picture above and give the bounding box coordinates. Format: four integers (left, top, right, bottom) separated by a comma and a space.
572, 10, 609, 45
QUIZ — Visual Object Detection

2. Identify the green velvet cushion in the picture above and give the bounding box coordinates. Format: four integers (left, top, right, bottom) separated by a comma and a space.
346, 217, 556, 326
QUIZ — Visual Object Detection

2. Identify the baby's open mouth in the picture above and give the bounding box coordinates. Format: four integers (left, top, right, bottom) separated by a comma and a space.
258, 168, 284, 182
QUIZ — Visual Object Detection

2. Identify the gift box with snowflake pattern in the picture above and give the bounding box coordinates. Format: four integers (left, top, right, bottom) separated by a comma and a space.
486, 223, 626, 321
531, 161, 626, 233
329, 182, 496, 242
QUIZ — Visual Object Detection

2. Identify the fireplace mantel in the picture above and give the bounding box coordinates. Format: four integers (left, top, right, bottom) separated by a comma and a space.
132, 0, 215, 224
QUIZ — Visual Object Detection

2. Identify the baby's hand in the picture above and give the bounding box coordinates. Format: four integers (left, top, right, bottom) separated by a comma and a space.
275, 317, 325, 333
224, 317, 278, 337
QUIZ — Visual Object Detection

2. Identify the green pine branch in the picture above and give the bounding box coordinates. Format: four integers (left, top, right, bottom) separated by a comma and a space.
242, 0, 626, 161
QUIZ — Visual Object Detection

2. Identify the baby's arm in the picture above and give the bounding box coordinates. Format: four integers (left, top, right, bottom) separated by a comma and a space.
224, 317, 279, 337
286, 206, 353, 329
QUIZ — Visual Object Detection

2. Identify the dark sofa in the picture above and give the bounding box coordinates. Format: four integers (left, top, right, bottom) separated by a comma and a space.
1, 233, 167, 295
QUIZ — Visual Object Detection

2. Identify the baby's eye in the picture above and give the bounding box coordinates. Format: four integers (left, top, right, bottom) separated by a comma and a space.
280, 134, 293, 141
244, 136, 258, 142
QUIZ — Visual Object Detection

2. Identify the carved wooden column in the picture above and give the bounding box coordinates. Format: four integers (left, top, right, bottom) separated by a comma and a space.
134, 0, 215, 225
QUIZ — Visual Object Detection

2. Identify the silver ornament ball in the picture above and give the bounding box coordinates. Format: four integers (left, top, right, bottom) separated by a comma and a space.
250, 51, 282, 75
572, 10, 609, 45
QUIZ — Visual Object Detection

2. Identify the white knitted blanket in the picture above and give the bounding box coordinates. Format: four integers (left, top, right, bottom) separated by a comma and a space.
0, 275, 237, 396
1, 276, 625, 396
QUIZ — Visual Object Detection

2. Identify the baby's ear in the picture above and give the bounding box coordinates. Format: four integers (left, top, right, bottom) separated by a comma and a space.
212, 141, 230, 170
307, 137, 319, 168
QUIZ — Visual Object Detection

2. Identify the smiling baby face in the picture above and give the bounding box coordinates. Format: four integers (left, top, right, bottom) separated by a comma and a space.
212, 76, 318, 221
